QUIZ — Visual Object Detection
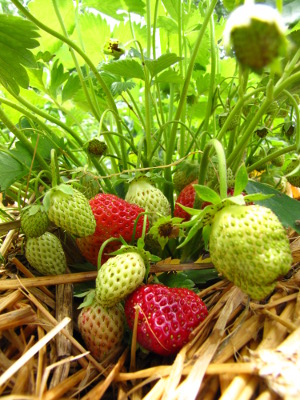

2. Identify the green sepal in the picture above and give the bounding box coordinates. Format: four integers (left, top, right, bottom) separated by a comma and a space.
202, 224, 212, 251
243, 193, 274, 202
234, 164, 248, 196
107, 242, 161, 282
43, 183, 74, 212
77, 289, 96, 309
21, 204, 46, 216
148, 215, 184, 250
193, 184, 222, 204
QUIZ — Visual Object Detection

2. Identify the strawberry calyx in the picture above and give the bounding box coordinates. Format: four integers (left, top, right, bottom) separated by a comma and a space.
43, 183, 74, 212
147, 215, 183, 250
177, 178, 272, 249
104, 238, 161, 282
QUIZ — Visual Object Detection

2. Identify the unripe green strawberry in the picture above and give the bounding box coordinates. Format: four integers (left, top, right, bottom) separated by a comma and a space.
209, 205, 292, 300
218, 112, 239, 131
20, 205, 49, 238
255, 127, 268, 138
285, 160, 300, 187
268, 147, 285, 167
282, 122, 296, 138
224, 3, 286, 72
265, 101, 280, 117
77, 174, 102, 200
86, 139, 107, 156
125, 176, 171, 225
205, 165, 235, 190
25, 232, 67, 275
173, 161, 199, 192
43, 184, 96, 237
227, 168, 235, 189
78, 300, 125, 362
95, 252, 146, 307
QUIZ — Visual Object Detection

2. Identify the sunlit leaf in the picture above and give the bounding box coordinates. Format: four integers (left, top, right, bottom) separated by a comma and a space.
161, 0, 178, 20
0, 151, 27, 191
111, 80, 136, 96
102, 59, 145, 80
145, 53, 183, 78
28, 0, 75, 54
49, 60, 69, 97
62, 73, 81, 103
157, 16, 178, 34
0, 14, 39, 94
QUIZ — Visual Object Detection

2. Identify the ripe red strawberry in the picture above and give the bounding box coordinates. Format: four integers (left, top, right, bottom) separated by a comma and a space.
174, 180, 197, 221
76, 193, 149, 266
78, 300, 125, 362
76, 235, 122, 266
124, 284, 208, 356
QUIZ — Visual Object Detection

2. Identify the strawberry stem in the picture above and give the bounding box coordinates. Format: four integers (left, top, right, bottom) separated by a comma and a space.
50, 149, 60, 188
199, 139, 228, 200
97, 237, 122, 270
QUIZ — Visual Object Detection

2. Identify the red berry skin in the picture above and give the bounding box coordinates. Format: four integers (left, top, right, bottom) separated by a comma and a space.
124, 284, 208, 356
76, 235, 122, 266
174, 180, 197, 221
76, 194, 149, 266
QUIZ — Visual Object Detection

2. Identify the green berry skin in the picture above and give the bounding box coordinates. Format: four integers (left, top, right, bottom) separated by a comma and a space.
95, 252, 146, 307
26, 232, 67, 275
285, 160, 300, 187
218, 113, 239, 131
230, 19, 284, 71
87, 139, 107, 156
46, 186, 96, 237
78, 174, 102, 200
125, 177, 171, 226
173, 161, 199, 193
78, 301, 125, 362
268, 148, 285, 167
224, 4, 286, 72
20, 205, 49, 238
209, 205, 292, 300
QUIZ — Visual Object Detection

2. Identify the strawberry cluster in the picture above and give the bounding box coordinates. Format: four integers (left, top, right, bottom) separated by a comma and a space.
76, 179, 208, 362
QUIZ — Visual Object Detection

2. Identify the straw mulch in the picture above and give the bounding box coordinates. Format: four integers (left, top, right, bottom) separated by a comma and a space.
0, 222, 300, 400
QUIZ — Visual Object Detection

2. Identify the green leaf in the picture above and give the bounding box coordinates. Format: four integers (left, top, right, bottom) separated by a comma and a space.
111, 80, 136, 96
184, 268, 220, 284
62, 73, 81, 103
82, 0, 125, 21
123, 0, 146, 15
28, 0, 75, 54
0, 14, 39, 94
157, 16, 178, 34
72, 12, 111, 66
194, 184, 221, 204
246, 180, 300, 233
145, 53, 183, 78
102, 59, 145, 80
49, 60, 69, 97
157, 271, 196, 290
234, 164, 248, 195
56, 183, 74, 195
155, 69, 183, 84
161, 0, 178, 21
0, 151, 27, 191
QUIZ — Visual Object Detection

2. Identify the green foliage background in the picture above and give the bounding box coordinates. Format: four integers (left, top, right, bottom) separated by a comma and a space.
0, 0, 299, 230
